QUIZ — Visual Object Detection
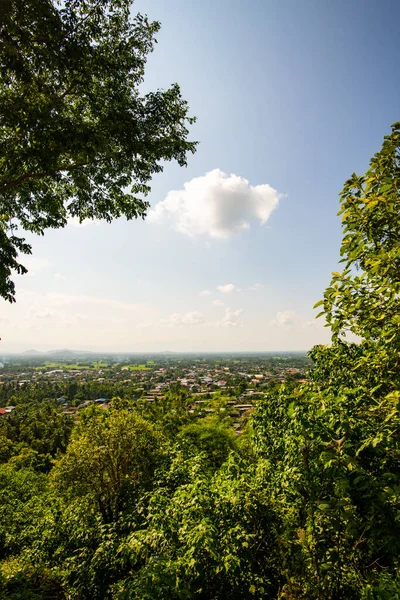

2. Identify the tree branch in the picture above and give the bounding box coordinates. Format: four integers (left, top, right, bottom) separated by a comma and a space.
0, 161, 91, 193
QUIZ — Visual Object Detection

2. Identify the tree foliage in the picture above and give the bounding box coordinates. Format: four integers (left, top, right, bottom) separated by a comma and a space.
51, 408, 163, 522
253, 123, 400, 598
117, 455, 280, 600
0, 0, 196, 301
0, 401, 73, 462
318, 122, 400, 345
177, 420, 240, 470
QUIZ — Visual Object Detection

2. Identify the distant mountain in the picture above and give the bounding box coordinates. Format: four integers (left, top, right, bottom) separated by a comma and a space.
46, 349, 95, 357
18, 349, 96, 358
46, 349, 75, 356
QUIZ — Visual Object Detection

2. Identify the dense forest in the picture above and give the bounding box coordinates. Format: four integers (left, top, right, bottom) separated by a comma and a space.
0, 123, 399, 598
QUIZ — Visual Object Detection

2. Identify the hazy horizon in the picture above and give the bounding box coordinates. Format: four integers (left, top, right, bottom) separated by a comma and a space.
1, 346, 311, 356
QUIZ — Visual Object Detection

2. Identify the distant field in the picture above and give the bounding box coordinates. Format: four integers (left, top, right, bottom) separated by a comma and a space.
35, 361, 109, 371
121, 364, 151, 371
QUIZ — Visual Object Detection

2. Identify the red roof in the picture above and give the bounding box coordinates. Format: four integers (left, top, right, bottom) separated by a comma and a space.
0, 408, 7, 415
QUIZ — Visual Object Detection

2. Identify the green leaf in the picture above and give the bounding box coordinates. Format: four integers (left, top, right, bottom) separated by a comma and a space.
313, 300, 324, 309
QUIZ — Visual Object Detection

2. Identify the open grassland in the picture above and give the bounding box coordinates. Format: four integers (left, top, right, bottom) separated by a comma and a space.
35, 361, 109, 371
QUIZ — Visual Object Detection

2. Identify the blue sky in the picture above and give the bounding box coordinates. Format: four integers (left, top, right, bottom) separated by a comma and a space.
1, 0, 399, 352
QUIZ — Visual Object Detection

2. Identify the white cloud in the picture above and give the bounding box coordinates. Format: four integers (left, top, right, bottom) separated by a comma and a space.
0, 289, 158, 350
303, 319, 322, 329
54, 272, 66, 282
249, 283, 264, 291
272, 311, 297, 327
212, 299, 224, 306
226, 307, 243, 320
217, 283, 240, 294
199, 290, 211, 296
20, 291, 144, 313
136, 322, 152, 330
32, 310, 55, 320
161, 306, 244, 329
161, 311, 205, 327
59, 313, 88, 327
148, 169, 281, 238
216, 307, 244, 328
0, 288, 334, 352
268, 310, 332, 335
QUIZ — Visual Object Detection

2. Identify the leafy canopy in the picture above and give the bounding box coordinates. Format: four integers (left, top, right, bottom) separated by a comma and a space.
51, 408, 163, 522
253, 122, 400, 599
0, 0, 197, 301
315, 121, 400, 346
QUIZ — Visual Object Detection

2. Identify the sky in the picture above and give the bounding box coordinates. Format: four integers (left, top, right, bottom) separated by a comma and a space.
1, 0, 400, 353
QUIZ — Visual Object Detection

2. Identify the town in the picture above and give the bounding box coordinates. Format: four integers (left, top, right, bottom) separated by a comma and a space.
0, 351, 311, 431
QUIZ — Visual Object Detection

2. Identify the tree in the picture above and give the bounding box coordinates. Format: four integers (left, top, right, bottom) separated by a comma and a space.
51, 408, 163, 522
315, 122, 400, 371
118, 454, 280, 599
0, 401, 73, 459
177, 419, 240, 470
253, 123, 400, 598
0, 0, 197, 301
